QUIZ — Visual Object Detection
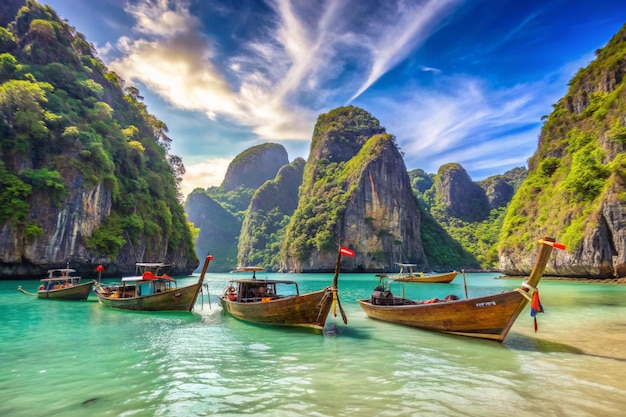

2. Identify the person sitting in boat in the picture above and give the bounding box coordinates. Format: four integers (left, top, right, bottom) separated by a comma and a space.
226, 286, 237, 301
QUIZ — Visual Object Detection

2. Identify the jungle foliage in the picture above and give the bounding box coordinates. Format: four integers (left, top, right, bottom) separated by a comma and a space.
501, 23, 626, 254
0, 0, 196, 260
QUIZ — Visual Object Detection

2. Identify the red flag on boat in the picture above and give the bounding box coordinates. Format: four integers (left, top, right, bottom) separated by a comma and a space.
339, 247, 355, 257
530, 290, 544, 332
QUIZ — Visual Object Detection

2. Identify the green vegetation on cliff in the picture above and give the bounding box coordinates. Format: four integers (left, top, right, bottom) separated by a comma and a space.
501, 23, 626, 254
0, 0, 196, 262
282, 107, 387, 262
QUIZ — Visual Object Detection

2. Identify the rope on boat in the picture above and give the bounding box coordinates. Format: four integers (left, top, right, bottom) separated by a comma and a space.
17, 286, 37, 296
513, 287, 533, 301
315, 288, 333, 324
518, 281, 545, 332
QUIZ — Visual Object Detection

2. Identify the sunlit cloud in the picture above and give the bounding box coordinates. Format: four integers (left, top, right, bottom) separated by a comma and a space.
126, 0, 197, 36
181, 158, 231, 196
107, 0, 468, 144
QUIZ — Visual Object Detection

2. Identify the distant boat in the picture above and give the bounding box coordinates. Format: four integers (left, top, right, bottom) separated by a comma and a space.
219, 246, 354, 333
93, 256, 213, 311
385, 263, 458, 283
18, 268, 94, 300
358, 238, 564, 342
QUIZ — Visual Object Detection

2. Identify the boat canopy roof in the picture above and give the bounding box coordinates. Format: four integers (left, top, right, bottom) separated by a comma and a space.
122, 275, 174, 282
136, 262, 170, 268
228, 278, 297, 285
41, 276, 79, 282
47, 268, 76, 274
230, 266, 265, 273
395, 263, 417, 267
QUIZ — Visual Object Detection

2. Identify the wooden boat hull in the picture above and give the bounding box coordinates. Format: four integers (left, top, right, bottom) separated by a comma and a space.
95, 283, 201, 311
219, 287, 334, 332
358, 289, 530, 341
37, 280, 94, 300
392, 271, 458, 283
359, 238, 561, 342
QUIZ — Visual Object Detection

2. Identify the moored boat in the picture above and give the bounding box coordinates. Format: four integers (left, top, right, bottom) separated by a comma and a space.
386, 263, 458, 283
358, 238, 564, 342
219, 246, 355, 332
93, 256, 213, 311
18, 268, 94, 300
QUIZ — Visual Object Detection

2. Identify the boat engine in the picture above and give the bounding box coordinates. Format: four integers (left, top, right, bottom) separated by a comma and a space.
370, 285, 394, 306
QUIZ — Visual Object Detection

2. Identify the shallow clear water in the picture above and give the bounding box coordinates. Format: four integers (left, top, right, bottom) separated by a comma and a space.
2, 273, 626, 416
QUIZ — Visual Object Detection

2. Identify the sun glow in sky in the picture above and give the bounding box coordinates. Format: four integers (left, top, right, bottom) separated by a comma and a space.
43, 0, 626, 197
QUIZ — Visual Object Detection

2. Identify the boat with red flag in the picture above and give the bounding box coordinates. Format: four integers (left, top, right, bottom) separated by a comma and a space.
219, 246, 354, 332
358, 238, 565, 341
93, 255, 213, 311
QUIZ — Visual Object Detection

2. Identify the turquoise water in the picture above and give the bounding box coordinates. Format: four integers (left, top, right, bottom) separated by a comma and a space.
2, 272, 626, 417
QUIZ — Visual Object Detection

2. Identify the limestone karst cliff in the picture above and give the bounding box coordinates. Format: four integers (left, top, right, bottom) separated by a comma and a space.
237, 158, 305, 270
499, 23, 626, 278
431, 163, 491, 222
185, 143, 290, 272
0, 1, 198, 278
281, 106, 427, 272
221, 143, 289, 192
185, 192, 239, 272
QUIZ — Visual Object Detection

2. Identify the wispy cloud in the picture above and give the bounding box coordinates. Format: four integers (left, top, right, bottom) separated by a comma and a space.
108, 0, 465, 144
361, 65, 573, 178
348, 0, 459, 101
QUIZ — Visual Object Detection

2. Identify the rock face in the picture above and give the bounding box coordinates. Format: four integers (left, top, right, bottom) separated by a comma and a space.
499, 23, 626, 278
433, 163, 490, 222
0, 2, 198, 279
237, 158, 305, 270
221, 143, 289, 192
281, 106, 427, 272
186, 143, 290, 272
0, 174, 111, 276
478, 167, 527, 209
185, 192, 240, 273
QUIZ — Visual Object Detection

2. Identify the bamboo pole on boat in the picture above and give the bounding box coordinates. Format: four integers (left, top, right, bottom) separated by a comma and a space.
525, 238, 564, 289
462, 269, 468, 299
332, 246, 351, 324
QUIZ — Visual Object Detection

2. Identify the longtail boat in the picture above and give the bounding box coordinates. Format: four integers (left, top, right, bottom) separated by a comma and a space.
385, 263, 458, 283
219, 246, 354, 332
18, 268, 94, 300
93, 255, 213, 311
358, 238, 564, 342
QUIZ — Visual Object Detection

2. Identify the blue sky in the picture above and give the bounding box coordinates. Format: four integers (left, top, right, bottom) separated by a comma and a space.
42, 0, 626, 196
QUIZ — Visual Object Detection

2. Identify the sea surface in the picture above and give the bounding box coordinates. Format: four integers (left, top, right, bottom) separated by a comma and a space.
2, 272, 626, 417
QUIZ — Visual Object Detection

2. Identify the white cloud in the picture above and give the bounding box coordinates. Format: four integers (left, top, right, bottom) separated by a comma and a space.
181, 158, 231, 196
366, 68, 570, 178
349, 0, 460, 101
126, 0, 198, 36
107, 0, 469, 144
